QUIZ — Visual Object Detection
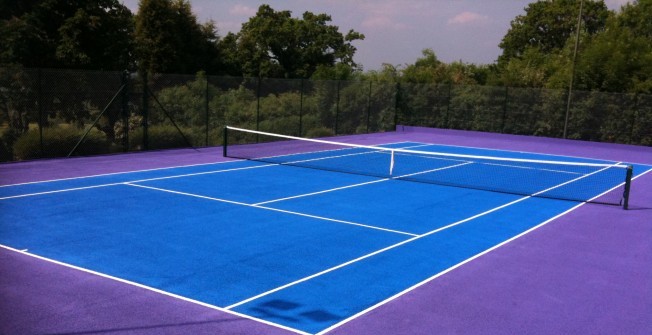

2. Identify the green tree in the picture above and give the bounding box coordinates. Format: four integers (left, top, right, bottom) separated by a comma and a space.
56, 2, 134, 70
574, 1, 652, 93
134, 0, 219, 74
0, 0, 41, 19
498, 0, 609, 65
499, 46, 551, 87
401, 49, 489, 85
224, 4, 364, 78
0, 0, 134, 70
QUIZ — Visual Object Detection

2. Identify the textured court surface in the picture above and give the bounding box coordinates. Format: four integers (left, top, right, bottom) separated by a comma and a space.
1, 126, 651, 335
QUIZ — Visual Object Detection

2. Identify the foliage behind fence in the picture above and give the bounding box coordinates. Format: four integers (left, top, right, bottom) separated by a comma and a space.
1, 67, 650, 162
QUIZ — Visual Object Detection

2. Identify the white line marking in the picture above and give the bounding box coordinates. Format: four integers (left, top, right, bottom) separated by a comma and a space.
0, 140, 417, 189
2, 167, 647, 335
125, 183, 418, 237
316, 205, 580, 335
0, 245, 310, 335
0, 158, 237, 188
254, 162, 472, 206
0, 140, 416, 189
0, 140, 416, 199
224, 163, 622, 310
0, 163, 277, 201
253, 179, 387, 206
398, 134, 652, 167
227, 126, 628, 168
0, 183, 126, 200
225, 194, 533, 310
315, 167, 652, 335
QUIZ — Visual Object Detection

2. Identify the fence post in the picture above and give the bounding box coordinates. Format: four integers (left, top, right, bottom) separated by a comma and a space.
444, 84, 452, 128
205, 75, 209, 146
299, 78, 304, 136
121, 71, 129, 151
335, 80, 340, 135
629, 94, 639, 144
37, 68, 44, 157
366, 81, 372, 133
256, 77, 261, 132
501, 86, 509, 133
142, 71, 149, 150
394, 82, 400, 129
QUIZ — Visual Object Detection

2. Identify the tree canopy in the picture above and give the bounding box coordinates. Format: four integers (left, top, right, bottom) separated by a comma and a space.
220, 5, 365, 78
498, 0, 609, 64
494, 0, 652, 94
134, 0, 219, 75
0, 0, 649, 94
0, 0, 134, 70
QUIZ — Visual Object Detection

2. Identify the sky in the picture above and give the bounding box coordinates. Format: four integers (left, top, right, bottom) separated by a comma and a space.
120, 0, 631, 71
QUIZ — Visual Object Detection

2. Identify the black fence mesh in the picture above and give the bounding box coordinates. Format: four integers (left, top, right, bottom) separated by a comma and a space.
0, 67, 650, 162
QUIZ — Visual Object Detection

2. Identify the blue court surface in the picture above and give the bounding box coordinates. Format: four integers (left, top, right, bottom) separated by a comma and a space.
1, 139, 650, 334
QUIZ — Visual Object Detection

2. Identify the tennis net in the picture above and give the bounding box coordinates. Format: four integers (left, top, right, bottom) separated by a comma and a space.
223, 126, 633, 208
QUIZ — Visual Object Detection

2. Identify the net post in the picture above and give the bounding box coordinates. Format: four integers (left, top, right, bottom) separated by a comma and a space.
622, 165, 633, 210
223, 126, 228, 157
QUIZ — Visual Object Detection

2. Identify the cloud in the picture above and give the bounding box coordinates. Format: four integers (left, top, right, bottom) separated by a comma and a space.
447, 11, 489, 25
604, 0, 632, 10
359, 2, 413, 30
361, 15, 408, 30
229, 4, 256, 17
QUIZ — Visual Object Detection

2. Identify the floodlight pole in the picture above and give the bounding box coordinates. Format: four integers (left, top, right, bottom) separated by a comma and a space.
563, 0, 584, 139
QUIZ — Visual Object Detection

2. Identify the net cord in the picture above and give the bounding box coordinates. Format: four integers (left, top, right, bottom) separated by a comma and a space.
226, 126, 628, 169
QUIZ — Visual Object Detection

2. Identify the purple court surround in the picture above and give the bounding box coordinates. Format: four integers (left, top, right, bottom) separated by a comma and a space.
1, 126, 650, 335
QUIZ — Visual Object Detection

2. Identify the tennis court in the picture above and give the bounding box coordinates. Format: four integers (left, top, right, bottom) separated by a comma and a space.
1, 126, 651, 335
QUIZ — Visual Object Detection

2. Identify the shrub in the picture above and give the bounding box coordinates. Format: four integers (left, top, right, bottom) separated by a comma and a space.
0, 128, 22, 161
305, 127, 334, 138
13, 127, 111, 160
128, 125, 197, 150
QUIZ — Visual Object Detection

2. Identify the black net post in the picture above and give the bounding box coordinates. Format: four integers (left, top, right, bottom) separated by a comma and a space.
223, 126, 228, 157
623, 165, 633, 210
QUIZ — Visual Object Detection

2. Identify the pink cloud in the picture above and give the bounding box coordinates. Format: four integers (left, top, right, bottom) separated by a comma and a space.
229, 4, 257, 17
447, 11, 489, 25
362, 15, 408, 30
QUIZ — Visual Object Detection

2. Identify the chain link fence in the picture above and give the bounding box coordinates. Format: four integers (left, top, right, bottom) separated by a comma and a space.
1, 67, 650, 162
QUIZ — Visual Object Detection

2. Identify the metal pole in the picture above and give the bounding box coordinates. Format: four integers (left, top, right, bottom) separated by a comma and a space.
299, 79, 304, 137
366, 81, 372, 133
121, 71, 129, 151
501, 86, 509, 133
142, 71, 149, 150
335, 80, 340, 134
37, 68, 44, 157
205, 75, 209, 146
563, 0, 584, 139
445, 84, 452, 128
394, 82, 400, 129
